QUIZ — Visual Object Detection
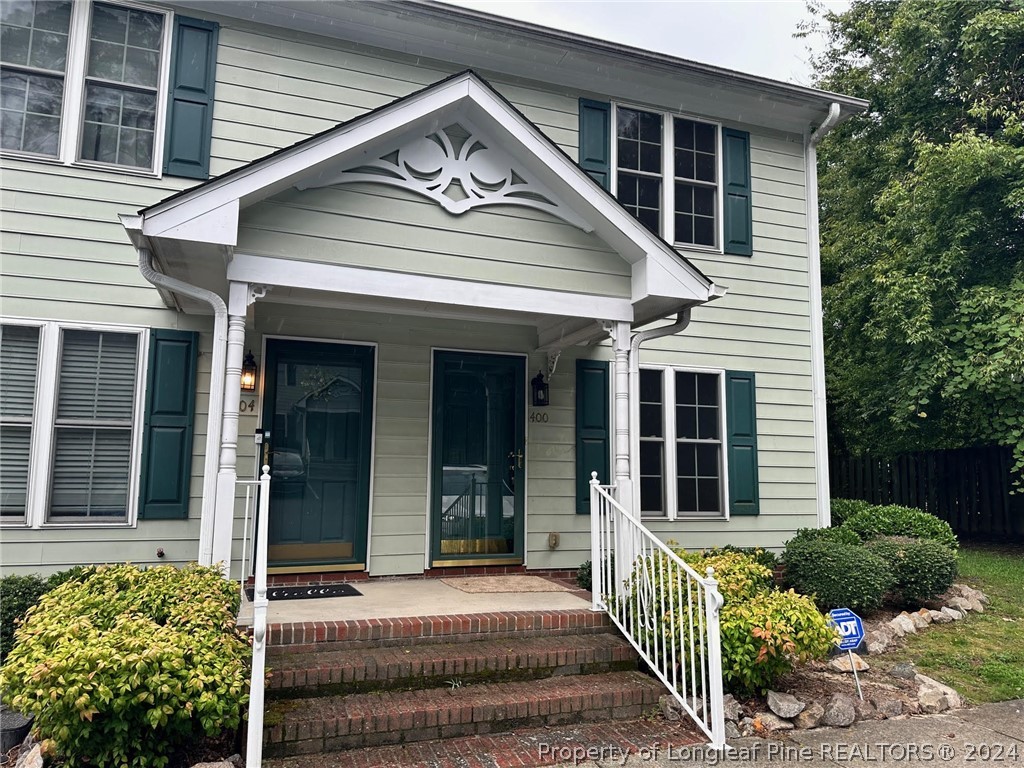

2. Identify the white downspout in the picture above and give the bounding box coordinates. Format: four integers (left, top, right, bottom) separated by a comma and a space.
626, 308, 694, 511
806, 102, 842, 528
137, 246, 226, 566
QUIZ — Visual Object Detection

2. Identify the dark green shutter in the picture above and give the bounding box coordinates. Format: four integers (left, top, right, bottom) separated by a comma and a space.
138, 330, 198, 519
576, 359, 610, 513
726, 370, 759, 516
578, 99, 611, 190
163, 16, 219, 179
722, 128, 753, 256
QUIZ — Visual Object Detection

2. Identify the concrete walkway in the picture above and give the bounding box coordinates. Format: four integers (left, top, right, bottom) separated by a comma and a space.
560, 700, 1023, 767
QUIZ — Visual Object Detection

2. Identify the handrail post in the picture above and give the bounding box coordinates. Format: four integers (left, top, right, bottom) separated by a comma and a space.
703, 566, 726, 749
246, 465, 271, 768
589, 471, 601, 612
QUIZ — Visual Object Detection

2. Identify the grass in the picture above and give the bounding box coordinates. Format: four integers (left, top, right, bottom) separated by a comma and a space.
877, 543, 1024, 704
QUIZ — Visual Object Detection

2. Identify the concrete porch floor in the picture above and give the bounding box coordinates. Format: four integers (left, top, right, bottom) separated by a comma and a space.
237, 576, 591, 627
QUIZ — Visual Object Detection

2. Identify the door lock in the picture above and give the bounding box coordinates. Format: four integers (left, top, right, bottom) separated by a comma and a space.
508, 450, 524, 470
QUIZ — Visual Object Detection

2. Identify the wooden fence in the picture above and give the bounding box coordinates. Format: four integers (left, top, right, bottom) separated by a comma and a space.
830, 446, 1024, 539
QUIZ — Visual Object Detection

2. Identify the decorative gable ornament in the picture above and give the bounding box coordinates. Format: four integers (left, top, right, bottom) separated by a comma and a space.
296, 123, 593, 232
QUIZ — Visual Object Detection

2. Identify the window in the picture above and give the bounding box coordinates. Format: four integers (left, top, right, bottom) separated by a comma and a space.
1, 0, 169, 171
638, 367, 726, 519
0, 321, 146, 526
615, 105, 720, 248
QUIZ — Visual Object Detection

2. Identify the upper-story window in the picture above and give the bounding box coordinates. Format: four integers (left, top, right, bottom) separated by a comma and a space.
1, 0, 169, 172
614, 105, 720, 249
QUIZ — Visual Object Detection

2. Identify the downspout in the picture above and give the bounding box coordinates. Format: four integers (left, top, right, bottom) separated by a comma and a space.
138, 246, 227, 566
806, 102, 841, 528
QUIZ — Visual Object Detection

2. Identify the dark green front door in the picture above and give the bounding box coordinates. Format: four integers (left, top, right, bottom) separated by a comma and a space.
431, 351, 526, 566
261, 339, 374, 571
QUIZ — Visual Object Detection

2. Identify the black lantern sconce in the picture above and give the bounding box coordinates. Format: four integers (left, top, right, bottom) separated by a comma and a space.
240, 351, 258, 393
531, 370, 549, 407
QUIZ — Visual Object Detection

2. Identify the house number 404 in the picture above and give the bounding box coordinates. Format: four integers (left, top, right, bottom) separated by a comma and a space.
239, 400, 256, 413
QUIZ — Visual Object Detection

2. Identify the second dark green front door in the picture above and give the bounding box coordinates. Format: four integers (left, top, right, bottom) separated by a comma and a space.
431, 351, 525, 566
262, 339, 374, 571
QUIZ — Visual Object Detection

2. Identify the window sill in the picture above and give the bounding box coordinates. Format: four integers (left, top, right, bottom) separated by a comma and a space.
640, 515, 728, 522
0, 150, 162, 180
673, 243, 723, 257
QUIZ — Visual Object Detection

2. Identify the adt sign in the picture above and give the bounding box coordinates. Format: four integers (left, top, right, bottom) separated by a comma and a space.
828, 608, 865, 651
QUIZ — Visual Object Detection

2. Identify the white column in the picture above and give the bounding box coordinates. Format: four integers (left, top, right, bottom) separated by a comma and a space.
211, 282, 249, 574
612, 320, 633, 511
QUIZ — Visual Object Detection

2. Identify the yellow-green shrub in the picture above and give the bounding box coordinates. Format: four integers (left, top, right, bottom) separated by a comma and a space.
0, 563, 250, 768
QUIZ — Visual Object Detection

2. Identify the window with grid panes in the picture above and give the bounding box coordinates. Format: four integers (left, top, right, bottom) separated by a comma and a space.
0, 325, 41, 520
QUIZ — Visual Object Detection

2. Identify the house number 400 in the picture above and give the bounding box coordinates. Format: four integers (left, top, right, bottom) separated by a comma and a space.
529, 412, 549, 423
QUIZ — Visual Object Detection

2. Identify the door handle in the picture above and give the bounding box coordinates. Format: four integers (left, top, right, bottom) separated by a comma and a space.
508, 450, 524, 470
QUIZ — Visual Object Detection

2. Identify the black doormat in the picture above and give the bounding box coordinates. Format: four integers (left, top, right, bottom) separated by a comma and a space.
245, 583, 362, 601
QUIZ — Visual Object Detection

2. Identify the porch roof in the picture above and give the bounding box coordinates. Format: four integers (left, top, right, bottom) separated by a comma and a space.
123, 70, 721, 342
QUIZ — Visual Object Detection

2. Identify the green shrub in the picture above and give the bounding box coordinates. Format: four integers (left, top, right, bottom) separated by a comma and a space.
691, 544, 779, 572
865, 536, 959, 604
0, 563, 249, 768
626, 549, 834, 695
830, 498, 874, 527
719, 589, 837, 694
843, 504, 959, 551
782, 539, 895, 612
576, 554, 615, 592
786, 526, 862, 548
0, 575, 48, 663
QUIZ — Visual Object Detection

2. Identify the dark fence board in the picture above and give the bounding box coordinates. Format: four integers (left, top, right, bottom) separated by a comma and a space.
830, 446, 1024, 540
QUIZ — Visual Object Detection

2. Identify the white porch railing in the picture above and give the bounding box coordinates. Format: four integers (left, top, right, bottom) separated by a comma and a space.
589, 473, 726, 749
243, 465, 271, 768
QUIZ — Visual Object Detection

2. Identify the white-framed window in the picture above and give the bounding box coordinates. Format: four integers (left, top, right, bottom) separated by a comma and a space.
0, 319, 148, 527
613, 104, 722, 250
638, 366, 728, 519
0, 0, 172, 174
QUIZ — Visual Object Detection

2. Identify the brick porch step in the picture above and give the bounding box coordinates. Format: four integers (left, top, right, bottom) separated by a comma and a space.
265, 608, 613, 656
268, 633, 638, 697
263, 716, 704, 767
263, 670, 663, 757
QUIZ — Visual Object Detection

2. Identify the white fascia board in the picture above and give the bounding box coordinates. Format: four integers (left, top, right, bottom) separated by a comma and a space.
227, 253, 634, 322
143, 199, 239, 246
630, 255, 711, 305
141, 77, 473, 235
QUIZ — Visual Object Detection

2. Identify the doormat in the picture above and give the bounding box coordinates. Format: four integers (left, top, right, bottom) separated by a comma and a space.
245, 583, 362, 601
440, 576, 570, 594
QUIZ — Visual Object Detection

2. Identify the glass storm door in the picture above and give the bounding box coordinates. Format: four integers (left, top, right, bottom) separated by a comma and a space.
261, 339, 374, 570
431, 351, 525, 566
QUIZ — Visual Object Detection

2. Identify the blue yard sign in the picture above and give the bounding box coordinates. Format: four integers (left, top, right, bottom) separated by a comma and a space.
828, 608, 865, 651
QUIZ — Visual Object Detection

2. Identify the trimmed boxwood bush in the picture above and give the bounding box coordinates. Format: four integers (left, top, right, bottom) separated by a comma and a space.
782, 539, 895, 612
842, 504, 959, 551
865, 535, 958, 604
785, 526, 861, 548
576, 554, 615, 591
626, 549, 835, 694
0, 563, 250, 768
829, 498, 874, 527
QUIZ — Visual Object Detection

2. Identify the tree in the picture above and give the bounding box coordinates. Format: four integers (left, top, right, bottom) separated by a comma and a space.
808, 0, 1024, 479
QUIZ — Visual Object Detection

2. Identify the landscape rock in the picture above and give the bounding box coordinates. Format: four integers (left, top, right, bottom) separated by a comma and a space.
930, 609, 952, 624
855, 698, 878, 721
722, 693, 743, 722
14, 744, 43, 768
725, 720, 742, 740
916, 674, 962, 710
909, 611, 930, 630
875, 698, 904, 719
865, 626, 895, 654
767, 690, 806, 719
941, 606, 964, 621
917, 687, 949, 714
890, 614, 917, 636
754, 712, 795, 731
947, 596, 978, 614
915, 608, 934, 624
660, 694, 683, 721
889, 661, 917, 680
821, 693, 858, 727
951, 584, 990, 605
793, 701, 825, 729
739, 716, 757, 737
829, 652, 870, 673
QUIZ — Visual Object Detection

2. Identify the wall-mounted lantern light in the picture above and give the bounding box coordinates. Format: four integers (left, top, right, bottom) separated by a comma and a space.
241, 351, 258, 392
531, 370, 549, 407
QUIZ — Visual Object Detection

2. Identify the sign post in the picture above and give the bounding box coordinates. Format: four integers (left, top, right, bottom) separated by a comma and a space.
828, 607, 865, 700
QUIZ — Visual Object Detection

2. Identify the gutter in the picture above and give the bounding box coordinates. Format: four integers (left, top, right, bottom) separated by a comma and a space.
131, 236, 227, 566
806, 103, 842, 528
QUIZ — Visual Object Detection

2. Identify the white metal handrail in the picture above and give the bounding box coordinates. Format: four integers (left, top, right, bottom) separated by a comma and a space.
237, 478, 262, 604
589, 473, 726, 748
246, 465, 271, 768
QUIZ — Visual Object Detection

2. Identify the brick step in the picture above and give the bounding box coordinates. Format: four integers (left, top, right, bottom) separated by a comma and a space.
268, 633, 638, 698
263, 670, 664, 757
266, 609, 613, 656
263, 716, 704, 767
